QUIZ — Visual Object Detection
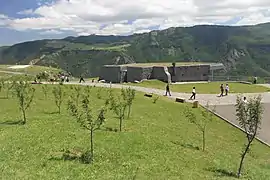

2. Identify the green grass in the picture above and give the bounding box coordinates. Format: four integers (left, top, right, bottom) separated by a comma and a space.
45, 41, 130, 52
0, 85, 270, 179
127, 80, 270, 94
0, 73, 34, 81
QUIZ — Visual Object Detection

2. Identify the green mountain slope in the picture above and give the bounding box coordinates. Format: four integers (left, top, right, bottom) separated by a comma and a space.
1, 23, 270, 77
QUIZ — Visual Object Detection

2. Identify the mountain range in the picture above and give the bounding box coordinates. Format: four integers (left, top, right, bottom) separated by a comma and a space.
0, 23, 270, 77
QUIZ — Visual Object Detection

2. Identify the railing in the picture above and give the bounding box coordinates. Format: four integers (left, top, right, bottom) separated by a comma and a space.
209, 76, 270, 84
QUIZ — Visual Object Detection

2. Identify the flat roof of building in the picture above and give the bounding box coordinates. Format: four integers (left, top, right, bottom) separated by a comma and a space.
104, 62, 225, 70
123, 62, 211, 67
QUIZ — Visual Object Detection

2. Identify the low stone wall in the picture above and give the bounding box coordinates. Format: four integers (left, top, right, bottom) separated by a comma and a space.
100, 64, 211, 83
169, 65, 210, 82
127, 67, 152, 82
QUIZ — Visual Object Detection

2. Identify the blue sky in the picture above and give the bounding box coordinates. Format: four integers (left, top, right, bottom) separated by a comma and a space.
0, 0, 270, 46
0, 0, 75, 45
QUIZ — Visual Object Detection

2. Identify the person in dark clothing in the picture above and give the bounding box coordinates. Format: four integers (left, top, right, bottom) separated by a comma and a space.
219, 84, 224, 97
189, 87, 196, 100
79, 75, 85, 83
253, 76, 257, 84
165, 83, 171, 96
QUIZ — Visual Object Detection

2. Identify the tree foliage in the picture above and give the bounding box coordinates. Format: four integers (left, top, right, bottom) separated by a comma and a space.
0, 78, 4, 93
52, 85, 65, 114
41, 84, 49, 99
109, 88, 129, 132
4, 78, 15, 98
13, 81, 35, 124
121, 87, 136, 118
235, 95, 263, 178
70, 85, 83, 106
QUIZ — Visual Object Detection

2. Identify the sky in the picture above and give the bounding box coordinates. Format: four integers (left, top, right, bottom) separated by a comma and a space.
0, 0, 270, 46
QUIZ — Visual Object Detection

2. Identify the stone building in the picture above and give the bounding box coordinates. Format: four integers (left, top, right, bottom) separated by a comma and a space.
99, 63, 225, 83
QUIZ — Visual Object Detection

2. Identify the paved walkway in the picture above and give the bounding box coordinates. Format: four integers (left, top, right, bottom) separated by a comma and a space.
66, 82, 270, 106
0, 70, 26, 75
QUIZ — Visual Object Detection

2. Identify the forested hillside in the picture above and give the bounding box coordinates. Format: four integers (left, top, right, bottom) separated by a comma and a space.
1, 23, 270, 77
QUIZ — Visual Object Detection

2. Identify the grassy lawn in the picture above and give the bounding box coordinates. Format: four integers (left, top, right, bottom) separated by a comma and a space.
0, 84, 270, 179
45, 40, 130, 52
0, 73, 34, 81
127, 80, 270, 94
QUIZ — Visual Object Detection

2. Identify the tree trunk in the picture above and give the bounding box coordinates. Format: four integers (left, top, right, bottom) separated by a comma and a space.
58, 105, 61, 114
90, 129, 94, 160
202, 130, 205, 151
119, 116, 122, 132
127, 105, 131, 118
22, 109, 26, 125
237, 139, 253, 178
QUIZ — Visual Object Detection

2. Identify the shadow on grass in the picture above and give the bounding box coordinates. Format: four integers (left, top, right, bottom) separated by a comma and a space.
49, 149, 93, 164
206, 167, 237, 178
0, 97, 8, 99
171, 141, 200, 151
43, 111, 60, 115
103, 127, 118, 132
0, 120, 24, 125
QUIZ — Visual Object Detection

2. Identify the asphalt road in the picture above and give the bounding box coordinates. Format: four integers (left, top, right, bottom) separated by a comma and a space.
211, 103, 270, 144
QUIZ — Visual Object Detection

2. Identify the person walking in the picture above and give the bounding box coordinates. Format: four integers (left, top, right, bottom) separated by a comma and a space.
219, 84, 224, 97
79, 75, 85, 83
189, 87, 196, 100
225, 84, 229, 96
165, 83, 171, 96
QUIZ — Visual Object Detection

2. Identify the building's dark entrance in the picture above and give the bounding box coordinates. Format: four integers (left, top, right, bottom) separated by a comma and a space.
120, 70, 127, 83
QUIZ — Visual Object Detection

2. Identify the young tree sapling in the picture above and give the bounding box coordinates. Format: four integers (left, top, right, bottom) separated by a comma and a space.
235, 95, 263, 178
41, 84, 48, 99
13, 81, 35, 124
67, 90, 107, 163
70, 85, 82, 106
0, 78, 4, 93
184, 103, 215, 151
122, 87, 136, 118
52, 85, 65, 114
110, 89, 128, 132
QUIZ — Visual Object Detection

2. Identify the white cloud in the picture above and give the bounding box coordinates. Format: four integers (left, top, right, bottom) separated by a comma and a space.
235, 9, 270, 25
40, 29, 64, 35
3, 0, 270, 35
0, 14, 9, 26
17, 9, 34, 15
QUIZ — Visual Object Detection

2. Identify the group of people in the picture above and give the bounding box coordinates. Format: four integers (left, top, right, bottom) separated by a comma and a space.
219, 83, 230, 97
164, 83, 231, 100
164, 83, 196, 100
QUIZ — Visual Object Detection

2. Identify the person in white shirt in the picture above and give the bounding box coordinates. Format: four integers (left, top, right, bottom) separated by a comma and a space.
243, 97, 247, 104
225, 84, 229, 96
189, 87, 196, 100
